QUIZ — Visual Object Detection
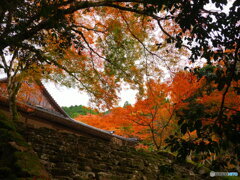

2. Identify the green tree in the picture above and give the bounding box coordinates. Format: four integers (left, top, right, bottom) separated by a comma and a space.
62, 105, 98, 118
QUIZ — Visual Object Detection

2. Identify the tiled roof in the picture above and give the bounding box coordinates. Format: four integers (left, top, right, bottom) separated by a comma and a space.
0, 78, 138, 144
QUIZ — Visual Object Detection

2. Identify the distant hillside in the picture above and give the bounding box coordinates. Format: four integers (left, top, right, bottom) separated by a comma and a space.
62, 105, 98, 118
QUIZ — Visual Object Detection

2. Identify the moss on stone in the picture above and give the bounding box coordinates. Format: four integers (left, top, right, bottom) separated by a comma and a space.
0, 129, 28, 148
0, 111, 49, 179
14, 151, 43, 176
0, 113, 16, 131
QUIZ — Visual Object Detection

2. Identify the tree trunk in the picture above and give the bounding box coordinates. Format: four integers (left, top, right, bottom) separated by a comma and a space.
9, 91, 18, 121
149, 125, 160, 150
7, 77, 21, 121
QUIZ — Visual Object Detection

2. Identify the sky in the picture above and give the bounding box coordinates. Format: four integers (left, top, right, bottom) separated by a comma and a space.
0, 72, 137, 107
43, 81, 137, 107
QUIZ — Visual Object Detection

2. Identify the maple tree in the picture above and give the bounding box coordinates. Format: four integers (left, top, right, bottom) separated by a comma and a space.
76, 79, 177, 150
75, 73, 204, 151
75, 107, 129, 136
121, 80, 176, 150
166, 67, 240, 171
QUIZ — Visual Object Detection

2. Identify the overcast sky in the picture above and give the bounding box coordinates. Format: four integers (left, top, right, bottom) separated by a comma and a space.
0, 72, 137, 107
44, 81, 137, 108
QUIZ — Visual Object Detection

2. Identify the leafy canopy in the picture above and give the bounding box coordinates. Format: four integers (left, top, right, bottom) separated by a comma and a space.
0, 0, 239, 170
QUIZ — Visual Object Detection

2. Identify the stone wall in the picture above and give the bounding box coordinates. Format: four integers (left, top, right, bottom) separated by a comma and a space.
0, 112, 49, 179
17, 123, 209, 180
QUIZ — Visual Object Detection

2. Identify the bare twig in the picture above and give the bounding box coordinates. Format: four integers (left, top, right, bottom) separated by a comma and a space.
120, 12, 175, 74
157, 20, 191, 50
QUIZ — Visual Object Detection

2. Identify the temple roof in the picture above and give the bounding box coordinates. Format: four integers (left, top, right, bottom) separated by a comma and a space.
0, 78, 137, 144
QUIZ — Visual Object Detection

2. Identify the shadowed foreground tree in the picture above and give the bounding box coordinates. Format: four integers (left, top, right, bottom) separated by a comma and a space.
166, 68, 240, 171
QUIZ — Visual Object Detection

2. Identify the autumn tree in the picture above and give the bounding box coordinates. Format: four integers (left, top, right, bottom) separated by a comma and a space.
1, 0, 238, 117
0, 0, 239, 115
118, 80, 175, 150
166, 67, 240, 171
0, 0, 188, 120
76, 80, 177, 150
75, 108, 128, 135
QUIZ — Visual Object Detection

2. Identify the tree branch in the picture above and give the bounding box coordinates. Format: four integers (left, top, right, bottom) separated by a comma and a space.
217, 45, 240, 121
0, 0, 171, 51
157, 20, 191, 50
